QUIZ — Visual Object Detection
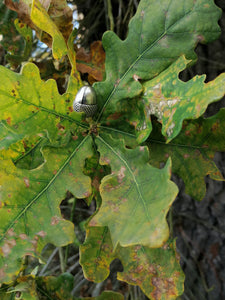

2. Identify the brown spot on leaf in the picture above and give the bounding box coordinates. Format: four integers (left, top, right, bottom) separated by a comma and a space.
6, 228, 15, 237
56, 123, 65, 130
118, 166, 126, 183
211, 121, 219, 132
107, 112, 122, 120
84, 191, 90, 197
51, 216, 60, 225
0, 268, 6, 280
2, 239, 16, 257
162, 243, 170, 250
115, 78, 120, 87
148, 265, 157, 274
133, 74, 141, 81
37, 231, 47, 237
197, 34, 205, 42
135, 265, 144, 272
113, 205, 119, 212
202, 144, 209, 148
89, 218, 97, 226
31, 239, 38, 249
101, 156, 110, 164
151, 276, 176, 299
23, 177, 30, 188
185, 130, 191, 136
6, 117, 11, 125
19, 233, 28, 240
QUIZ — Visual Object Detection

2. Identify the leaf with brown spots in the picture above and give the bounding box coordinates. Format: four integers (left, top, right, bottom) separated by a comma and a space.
80, 226, 114, 282
90, 133, 178, 248
93, 0, 222, 142
80, 226, 184, 300
36, 273, 74, 299
0, 273, 124, 299
141, 56, 225, 142
118, 241, 184, 300
0, 62, 84, 154
77, 41, 106, 84
0, 134, 93, 283
148, 109, 225, 200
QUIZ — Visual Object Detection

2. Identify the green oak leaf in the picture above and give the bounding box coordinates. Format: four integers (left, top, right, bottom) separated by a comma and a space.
6, 276, 38, 300
0, 62, 85, 154
13, 136, 47, 170
0, 135, 93, 283
80, 226, 184, 300
92, 291, 124, 300
147, 109, 225, 200
0, 133, 45, 170
36, 273, 74, 300
0, 274, 124, 299
94, 0, 221, 140
80, 226, 113, 282
0, 46, 89, 285
0, 118, 47, 168
89, 133, 178, 248
141, 56, 225, 142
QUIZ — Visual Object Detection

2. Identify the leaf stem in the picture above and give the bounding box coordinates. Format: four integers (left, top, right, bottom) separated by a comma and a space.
107, 0, 114, 31
59, 247, 65, 273
64, 197, 77, 266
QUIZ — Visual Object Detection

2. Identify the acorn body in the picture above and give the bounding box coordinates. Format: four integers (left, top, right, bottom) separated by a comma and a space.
73, 86, 98, 117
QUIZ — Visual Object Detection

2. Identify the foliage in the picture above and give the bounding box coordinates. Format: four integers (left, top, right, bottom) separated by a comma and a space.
0, 0, 224, 299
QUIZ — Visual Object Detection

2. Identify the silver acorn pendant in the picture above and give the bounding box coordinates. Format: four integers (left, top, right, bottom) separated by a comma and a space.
73, 86, 98, 117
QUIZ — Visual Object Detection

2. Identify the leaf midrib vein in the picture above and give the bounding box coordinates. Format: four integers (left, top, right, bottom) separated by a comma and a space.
0, 89, 88, 129
97, 8, 198, 122
98, 136, 151, 222
149, 138, 214, 151
94, 227, 110, 275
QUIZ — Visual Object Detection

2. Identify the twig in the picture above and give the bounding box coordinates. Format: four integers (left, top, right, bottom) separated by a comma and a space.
66, 260, 80, 273
107, 0, 114, 31
59, 247, 65, 273
64, 197, 77, 266
72, 278, 88, 296
92, 282, 105, 297
39, 247, 59, 276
